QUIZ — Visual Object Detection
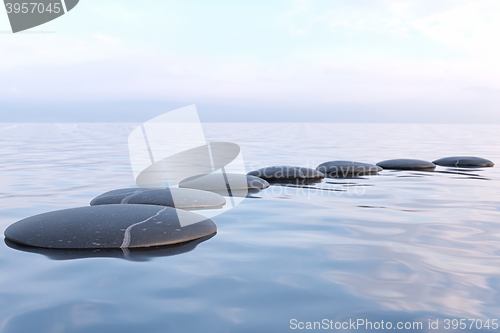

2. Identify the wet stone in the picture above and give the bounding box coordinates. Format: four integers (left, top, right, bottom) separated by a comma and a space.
4, 205, 217, 249
316, 161, 382, 178
376, 159, 436, 170
247, 166, 324, 181
4, 234, 215, 261
179, 173, 269, 191
433, 156, 494, 168
90, 187, 226, 209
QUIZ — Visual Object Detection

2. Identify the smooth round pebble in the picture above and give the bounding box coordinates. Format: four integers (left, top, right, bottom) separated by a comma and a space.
376, 159, 436, 170
316, 161, 382, 177
179, 173, 269, 191
433, 156, 494, 167
90, 187, 226, 209
4, 205, 217, 249
5, 234, 214, 261
248, 166, 324, 181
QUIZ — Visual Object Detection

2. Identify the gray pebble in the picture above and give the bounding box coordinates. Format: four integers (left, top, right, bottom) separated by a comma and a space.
316, 161, 382, 178
179, 173, 269, 191
4, 234, 214, 261
376, 159, 436, 170
247, 166, 324, 181
90, 188, 226, 209
433, 156, 494, 167
4, 205, 217, 249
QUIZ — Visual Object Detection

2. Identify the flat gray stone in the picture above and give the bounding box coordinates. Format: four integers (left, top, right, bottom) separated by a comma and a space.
433, 156, 494, 167
179, 173, 269, 191
316, 161, 382, 177
247, 166, 324, 181
90, 188, 226, 209
376, 159, 436, 170
5, 234, 214, 261
4, 205, 217, 249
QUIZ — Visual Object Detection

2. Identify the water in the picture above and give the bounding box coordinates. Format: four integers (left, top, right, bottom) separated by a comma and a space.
0, 123, 499, 332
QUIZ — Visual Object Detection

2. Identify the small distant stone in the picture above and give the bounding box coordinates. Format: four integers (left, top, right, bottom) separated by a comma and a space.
90, 188, 226, 209
4, 205, 217, 249
376, 159, 436, 170
247, 166, 324, 181
316, 161, 382, 178
433, 156, 494, 168
179, 173, 269, 191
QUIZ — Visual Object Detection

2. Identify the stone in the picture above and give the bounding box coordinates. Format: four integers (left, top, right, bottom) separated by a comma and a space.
4, 234, 215, 261
316, 161, 382, 178
247, 166, 324, 181
376, 159, 436, 170
433, 156, 494, 168
179, 173, 269, 191
4, 205, 217, 249
90, 187, 226, 209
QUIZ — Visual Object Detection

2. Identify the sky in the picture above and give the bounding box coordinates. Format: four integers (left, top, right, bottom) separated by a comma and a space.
1, 0, 499, 123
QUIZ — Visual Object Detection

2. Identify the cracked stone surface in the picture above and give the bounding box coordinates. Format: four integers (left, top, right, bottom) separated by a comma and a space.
4, 205, 217, 249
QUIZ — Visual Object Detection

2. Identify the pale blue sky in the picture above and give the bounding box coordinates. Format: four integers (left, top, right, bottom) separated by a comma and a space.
1, 0, 499, 122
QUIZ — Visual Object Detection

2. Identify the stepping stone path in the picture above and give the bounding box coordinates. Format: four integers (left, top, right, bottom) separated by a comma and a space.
5, 152, 494, 254
433, 156, 494, 167
316, 161, 382, 178
248, 166, 324, 181
90, 188, 226, 209
4, 205, 217, 249
376, 159, 436, 170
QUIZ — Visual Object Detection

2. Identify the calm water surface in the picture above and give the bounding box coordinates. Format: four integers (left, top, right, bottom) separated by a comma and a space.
0, 123, 499, 332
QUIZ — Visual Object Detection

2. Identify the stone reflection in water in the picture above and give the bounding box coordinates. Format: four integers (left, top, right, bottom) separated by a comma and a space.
4, 234, 215, 261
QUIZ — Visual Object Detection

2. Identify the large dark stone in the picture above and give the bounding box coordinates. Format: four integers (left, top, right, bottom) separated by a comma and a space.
179, 173, 269, 191
247, 166, 324, 181
376, 159, 436, 170
4, 235, 214, 261
316, 161, 382, 178
433, 156, 494, 167
90, 187, 226, 209
4, 205, 217, 249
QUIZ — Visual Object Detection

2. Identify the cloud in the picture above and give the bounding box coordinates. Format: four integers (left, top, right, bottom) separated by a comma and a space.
1, 39, 497, 106
0, 34, 124, 69
0, 1, 499, 122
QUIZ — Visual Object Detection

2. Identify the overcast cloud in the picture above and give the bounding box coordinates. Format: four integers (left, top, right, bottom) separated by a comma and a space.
1, 0, 499, 122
